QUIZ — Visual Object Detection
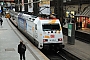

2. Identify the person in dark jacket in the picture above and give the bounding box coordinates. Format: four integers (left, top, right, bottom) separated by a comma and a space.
0, 17, 3, 26
18, 41, 26, 60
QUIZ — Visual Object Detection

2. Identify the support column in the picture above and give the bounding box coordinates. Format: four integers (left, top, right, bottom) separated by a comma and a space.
15, 0, 19, 12
24, 0, 28, 12
54, 0, 63, 27
33, 0, 39, 16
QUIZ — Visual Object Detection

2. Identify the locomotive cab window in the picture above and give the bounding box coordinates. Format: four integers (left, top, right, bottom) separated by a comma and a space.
42, 24, 60, 31
35, 24, 37, 30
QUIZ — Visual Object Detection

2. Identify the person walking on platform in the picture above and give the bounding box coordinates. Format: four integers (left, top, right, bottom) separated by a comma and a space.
0, 16, 3, 26
18, 41, 26, 60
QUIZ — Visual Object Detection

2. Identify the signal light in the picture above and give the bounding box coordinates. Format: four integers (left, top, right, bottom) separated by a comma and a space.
43, 39, 48, 42
55, 31, 56, 33
48, 32, 50, 33
58, 38, 62, 41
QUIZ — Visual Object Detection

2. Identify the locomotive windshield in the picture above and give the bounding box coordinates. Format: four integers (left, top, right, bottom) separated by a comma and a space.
42, 24, 60, 31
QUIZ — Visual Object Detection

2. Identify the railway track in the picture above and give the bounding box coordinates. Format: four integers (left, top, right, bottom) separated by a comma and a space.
41, 48, 81, 60
57, 49, 81, 60
41, 49, 64, 60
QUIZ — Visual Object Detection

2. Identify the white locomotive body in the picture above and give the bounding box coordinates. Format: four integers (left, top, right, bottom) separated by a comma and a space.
17, 13, 64, 49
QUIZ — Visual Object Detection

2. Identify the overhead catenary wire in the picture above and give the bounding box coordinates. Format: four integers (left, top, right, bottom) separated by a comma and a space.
14, 0, 51, 6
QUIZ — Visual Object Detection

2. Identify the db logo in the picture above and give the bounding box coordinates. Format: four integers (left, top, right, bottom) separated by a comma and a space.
50, 35, 54, 38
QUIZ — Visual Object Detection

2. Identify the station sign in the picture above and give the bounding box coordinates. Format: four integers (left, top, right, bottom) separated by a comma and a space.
68, 23, 75, 45
68, 23, 72, 37
28, 0, 33, 12
0, 10, 2, 13
39, 0, 50, 15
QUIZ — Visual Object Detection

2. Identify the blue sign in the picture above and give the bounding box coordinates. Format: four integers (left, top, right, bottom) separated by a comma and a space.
0, 10, 2, 13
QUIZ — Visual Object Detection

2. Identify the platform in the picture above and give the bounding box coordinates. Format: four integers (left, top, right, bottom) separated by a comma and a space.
63, 23, 90, 34
63, 23, 90, 60
63, 35, 90, 60
0, 17, 49, 60
77, 28, 90, 34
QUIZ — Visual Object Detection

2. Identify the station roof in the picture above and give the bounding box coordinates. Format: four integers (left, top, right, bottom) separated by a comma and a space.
0, 0, 14, 2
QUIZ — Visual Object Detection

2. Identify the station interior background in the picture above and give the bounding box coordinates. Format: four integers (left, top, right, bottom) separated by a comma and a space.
0, 0, 90, 29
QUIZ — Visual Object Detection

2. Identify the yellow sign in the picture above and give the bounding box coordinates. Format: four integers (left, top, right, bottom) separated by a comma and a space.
44, 36, 50, 38
5, 13, 11, 18
49, 19, 56, 24
39, 0, 50, 6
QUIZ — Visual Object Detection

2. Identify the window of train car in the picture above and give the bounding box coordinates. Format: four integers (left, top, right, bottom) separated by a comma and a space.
35, 24, 37, 30
42, 24, 60, 31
